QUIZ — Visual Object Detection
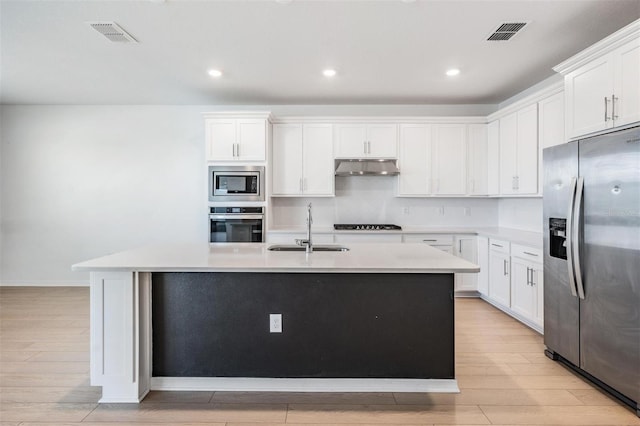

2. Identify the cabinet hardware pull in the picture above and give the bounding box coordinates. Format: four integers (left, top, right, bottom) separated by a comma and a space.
503, 259, 508, 276
528, 267, 532, 285
232, 143, 236, 157
531, 269, 535, 286
459, 240, 462, 253
423, 239, 437, 242
363, 141, 367, 154
612, 94, 618, 120
523, 251, 538, 257
491, 243, 503, 248
604, 97, 610, 122
236, 143, 239, 157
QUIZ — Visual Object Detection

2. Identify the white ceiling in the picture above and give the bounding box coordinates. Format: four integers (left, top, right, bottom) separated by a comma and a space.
1, 0, 639, 105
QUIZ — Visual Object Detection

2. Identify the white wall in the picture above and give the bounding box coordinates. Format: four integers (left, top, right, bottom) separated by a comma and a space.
271, 177, 500, 228
497, 198, 543, 232
0, 105, 207, 285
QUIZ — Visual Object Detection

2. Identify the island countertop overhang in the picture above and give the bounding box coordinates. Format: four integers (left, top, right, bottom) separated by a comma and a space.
72, 242, 480, 274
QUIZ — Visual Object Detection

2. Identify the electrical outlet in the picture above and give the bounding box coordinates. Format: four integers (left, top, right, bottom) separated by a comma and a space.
269, 314, 282, 333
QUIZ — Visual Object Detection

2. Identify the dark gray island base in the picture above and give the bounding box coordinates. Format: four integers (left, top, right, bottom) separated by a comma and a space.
152, 272, 454, 380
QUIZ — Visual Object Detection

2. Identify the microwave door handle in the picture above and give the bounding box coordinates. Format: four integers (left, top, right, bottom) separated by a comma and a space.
566, 177, 578, 298
209, 214, 264, 220
573, 177, 586, 299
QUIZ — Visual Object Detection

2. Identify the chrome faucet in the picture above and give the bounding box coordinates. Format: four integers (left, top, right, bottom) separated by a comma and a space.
295, 203, 313, 253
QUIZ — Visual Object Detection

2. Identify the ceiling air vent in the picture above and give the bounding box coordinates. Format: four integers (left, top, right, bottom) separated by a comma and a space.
88, 22, 138, 43
487, 22, 528, 41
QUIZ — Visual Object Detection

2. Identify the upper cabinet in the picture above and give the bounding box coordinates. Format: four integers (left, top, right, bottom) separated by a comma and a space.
205, 113, 270, 162
334, 123, 397, 158
272, 123, 334, 197
432, 124, 467, 196
499, 104, 538, 195
467, 124, 488, 196
398, 124, 432, 196
538, 92, 565, 192
555, 20, 640, 139
486, 120, 501, 196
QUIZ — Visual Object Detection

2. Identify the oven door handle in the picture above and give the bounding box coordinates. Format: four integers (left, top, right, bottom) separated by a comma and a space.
209, 214, 265, 220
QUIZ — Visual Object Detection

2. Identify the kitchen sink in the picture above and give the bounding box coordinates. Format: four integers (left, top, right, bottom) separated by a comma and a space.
267, 244, 350, 252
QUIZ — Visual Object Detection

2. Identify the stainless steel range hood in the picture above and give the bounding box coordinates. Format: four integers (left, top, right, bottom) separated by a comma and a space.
334, 159, 400, 176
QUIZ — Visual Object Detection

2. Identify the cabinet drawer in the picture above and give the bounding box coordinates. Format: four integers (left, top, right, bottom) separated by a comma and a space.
489, 238, 510, 254
403, 234, 453, 245
511, 244, 543, 263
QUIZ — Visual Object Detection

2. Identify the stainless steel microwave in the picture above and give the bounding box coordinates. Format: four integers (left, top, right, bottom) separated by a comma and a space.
208, 165, 265, 202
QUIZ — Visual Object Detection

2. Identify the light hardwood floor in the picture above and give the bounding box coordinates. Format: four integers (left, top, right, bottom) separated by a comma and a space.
1, 286, 638, 425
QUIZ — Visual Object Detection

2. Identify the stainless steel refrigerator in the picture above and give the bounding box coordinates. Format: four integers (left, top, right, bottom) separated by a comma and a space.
543, 125, 640, 415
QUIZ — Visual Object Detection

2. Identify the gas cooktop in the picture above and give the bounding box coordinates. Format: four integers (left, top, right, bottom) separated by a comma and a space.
334, 224, 402, 231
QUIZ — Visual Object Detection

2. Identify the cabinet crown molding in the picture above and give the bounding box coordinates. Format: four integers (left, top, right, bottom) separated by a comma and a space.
487, 81, 563, 122
271, 116, 486, 124
553, 18, 640, 75
203, 111, 272, 120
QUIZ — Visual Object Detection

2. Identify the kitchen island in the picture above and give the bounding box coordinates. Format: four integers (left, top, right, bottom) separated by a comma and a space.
73, 242, 479, 403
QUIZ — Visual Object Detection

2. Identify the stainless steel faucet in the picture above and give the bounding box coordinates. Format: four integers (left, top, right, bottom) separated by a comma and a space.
295, 203, 313, 253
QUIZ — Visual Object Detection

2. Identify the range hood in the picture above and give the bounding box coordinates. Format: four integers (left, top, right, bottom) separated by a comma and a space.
334, 159, 400, 176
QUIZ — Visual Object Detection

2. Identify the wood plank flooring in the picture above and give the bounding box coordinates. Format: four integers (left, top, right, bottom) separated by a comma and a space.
1, 286, 638, 425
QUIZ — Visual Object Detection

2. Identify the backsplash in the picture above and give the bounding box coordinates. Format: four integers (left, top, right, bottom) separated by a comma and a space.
270, 176, 501, 228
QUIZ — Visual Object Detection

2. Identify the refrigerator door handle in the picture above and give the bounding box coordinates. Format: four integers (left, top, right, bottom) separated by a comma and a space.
573, 176, 586, 299
566, 177, 578, 298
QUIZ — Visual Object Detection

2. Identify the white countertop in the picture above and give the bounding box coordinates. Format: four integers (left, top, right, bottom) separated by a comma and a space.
267, 227, 543, 248
72, 242, 480, 274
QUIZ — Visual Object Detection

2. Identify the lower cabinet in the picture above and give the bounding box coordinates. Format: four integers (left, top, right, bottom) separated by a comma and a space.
483, 238, 544, 333
454, 235, 478, 292
476, 236, 489, 296
266, 233, 334, 245
488, 239, 511, 308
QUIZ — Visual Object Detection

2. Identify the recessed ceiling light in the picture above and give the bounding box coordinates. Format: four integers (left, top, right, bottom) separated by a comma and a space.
208, 69, 223, 78
446, 68, 460, 76
323, 69, 337, 77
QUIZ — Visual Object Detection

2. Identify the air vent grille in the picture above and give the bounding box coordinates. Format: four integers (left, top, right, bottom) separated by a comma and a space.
88, 22, 138, 43
487, 22, 528, 41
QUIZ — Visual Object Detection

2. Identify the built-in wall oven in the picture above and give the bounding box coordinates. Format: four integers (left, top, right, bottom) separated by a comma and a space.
208, 165, 264, 202
209, 206, 264, 243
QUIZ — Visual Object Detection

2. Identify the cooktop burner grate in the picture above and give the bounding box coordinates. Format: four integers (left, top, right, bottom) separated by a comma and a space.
334, 224, 402, 231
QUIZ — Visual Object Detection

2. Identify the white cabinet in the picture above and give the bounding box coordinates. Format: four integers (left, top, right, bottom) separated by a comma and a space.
335, 124, 397, 158
538, 91, 565, 193
454, 235, 478, 292
334, 233, 402, 244
563, 37, 640, 139
510, 244, 544, 329
267, 232, 334, 245
499, 104, 538, 195
487, 120, 500, 195
398, 124, 432, 196
476, 236, 489, 296
467, 124, 488, 196
403, 234, 453, 254
272, 123, 334, 196
206, 118, 268, 162
488, 239, 511, 308
432, 124, 467, 195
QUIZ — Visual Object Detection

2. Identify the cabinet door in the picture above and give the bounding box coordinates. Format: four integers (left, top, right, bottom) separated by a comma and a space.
398, 124, 431, 196
489, 251, 510, 308
531, 263, 544, 328
206, 119, 236, 161
236, 119, 266, 161
511, 257, 536, 319
477, 236, 489, 295
467, 124, 488, 195
367, 124, 398, 158
565, 55, 614, 139
455, 236, 478, 292
538, 92, 565, 194
613, 38, 640, 127
335, 124, 367, 158
303, 124, 334, 196
499, 113, 518, 195
515, 104, 538, 194
272, 124, 303, 195
487, 120, 500, 195
432, 125, 467, 195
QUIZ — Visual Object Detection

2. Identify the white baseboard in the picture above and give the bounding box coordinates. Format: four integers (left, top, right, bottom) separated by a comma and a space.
0, 280, 89, 287
479, 294, 544, 335
151, 377, 460, 393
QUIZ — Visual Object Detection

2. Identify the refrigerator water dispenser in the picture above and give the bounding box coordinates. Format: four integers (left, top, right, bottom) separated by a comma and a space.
549, 218, 567, 260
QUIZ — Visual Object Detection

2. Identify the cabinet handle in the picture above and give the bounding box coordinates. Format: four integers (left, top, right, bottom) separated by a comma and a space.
503, 259, 508, 276
459, 240, 462, 253
530, 269, 536, 286
612, 94, 618, 120
526, 267, 531, 285
232, 143, 236, 157
523, 251, 538, 257
604, 97, 610, 122
363, 141, 367, 154
492, 243, 503, 248
236, 143, 240, 157
368, 141, 371, 154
